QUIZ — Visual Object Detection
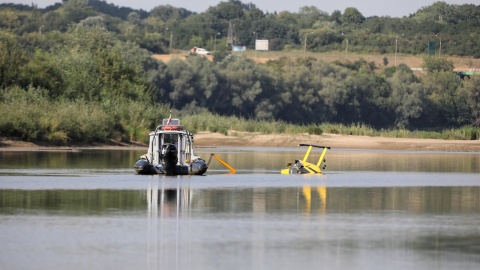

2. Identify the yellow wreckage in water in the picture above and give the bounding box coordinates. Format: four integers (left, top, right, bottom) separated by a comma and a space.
281, 144, 330, 174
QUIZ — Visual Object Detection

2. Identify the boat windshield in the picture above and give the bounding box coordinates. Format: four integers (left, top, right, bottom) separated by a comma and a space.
163, 134, 178, 144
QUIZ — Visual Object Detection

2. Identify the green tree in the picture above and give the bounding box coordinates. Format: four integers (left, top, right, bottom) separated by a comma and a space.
330, 10, 342, 24
19, 49, 63, 96
423, 70, 464, 126
315, 61, 351, 121
212, 56, 267, 117
341, 7, 365, 25
309, 28, 341, 52
167, 58, 200, 107
63, 0, 97, 24
0, 9, 20, 30
166, 56, 218, 109
422, 56, 454, 74
342, 71, 393, 127
43, 11, 67, 32
386, 65, 427, 127
461, 76, 480, 126
207, 0, 245, 21
45, 26, 150, 101
0, 30, 26, 88
297, 6, 329, 29
278, 58, 334, 123
383, 57, 388, 66
150, 5, 192, 22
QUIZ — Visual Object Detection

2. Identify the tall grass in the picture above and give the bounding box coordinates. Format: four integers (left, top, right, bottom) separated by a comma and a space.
318, 122, 479, 140
0, 98, 115, 144
1, 87, 478, 145
181, 115, 479, 141
179, 112, 323, 136
0, 86, 170, 145
320, 123, 378, 136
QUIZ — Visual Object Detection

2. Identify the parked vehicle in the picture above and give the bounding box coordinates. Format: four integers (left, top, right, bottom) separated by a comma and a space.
194, 48, 211, 55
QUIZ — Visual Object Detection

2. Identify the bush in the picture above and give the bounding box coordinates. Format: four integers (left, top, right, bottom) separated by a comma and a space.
306, 125, 323, 135
461, 126, 480, 140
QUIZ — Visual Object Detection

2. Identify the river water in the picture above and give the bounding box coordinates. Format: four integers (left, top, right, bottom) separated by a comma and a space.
1, 147, 479, 270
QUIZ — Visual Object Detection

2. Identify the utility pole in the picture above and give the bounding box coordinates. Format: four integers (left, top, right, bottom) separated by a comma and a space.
169, 31, 173, 53
436, 34, 442, 57
395, 34, 404, 66
342, 33, 348, 59
304, 33, 311, 56
395, 37, 398, 66
439, 37, 442, 57
253, 31, 258, 58
214, 32, 220, 52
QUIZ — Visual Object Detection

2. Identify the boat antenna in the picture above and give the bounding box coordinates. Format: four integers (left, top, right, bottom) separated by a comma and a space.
166, 109, 172, 126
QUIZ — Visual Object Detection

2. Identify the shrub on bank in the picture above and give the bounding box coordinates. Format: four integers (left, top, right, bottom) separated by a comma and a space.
179, 112, 323, 136
1, 87, 478, 145
0, 86, 169, 145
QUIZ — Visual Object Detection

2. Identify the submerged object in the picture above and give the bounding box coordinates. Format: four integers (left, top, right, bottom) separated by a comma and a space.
134, 117, 208, 175
281, 144, 330, 174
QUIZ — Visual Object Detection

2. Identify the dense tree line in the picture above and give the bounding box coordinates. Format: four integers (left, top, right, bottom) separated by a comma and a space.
1, 0, 480, 144
1, 0, 479, 56
1, 25, 479, 129
161, 55, 480, 129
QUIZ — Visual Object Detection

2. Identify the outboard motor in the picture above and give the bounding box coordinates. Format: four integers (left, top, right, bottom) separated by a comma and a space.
163, 144, 178, 175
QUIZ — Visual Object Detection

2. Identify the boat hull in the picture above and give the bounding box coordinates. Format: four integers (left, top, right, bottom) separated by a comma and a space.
133, 159, 156, 175
134, 159, 208, 175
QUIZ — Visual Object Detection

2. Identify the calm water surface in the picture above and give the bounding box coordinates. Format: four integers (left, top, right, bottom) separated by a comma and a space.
1, 147, 479, 270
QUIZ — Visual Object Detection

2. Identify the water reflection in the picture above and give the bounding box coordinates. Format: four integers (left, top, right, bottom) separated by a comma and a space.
328, 151, 480, 173
200, 148, 480, 173
0, 149, 145, 169
1, 148, 479, 173
1, 148, 480, 269
140, 179, 480, 269
1, 182, 479, 216
1, 177, 480, 269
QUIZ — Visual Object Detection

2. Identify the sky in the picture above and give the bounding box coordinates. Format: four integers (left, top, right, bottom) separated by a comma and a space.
2, 0, 479, 17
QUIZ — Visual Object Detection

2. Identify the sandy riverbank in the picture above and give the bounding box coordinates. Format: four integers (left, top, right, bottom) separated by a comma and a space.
193, 131, 480, 152
1, 132, 479, 152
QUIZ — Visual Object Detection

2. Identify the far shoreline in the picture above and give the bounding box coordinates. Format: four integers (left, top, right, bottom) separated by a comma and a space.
1, 132, 479, 153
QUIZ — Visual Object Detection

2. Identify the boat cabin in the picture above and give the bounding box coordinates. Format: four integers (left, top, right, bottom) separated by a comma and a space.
147, 119, 197, 168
